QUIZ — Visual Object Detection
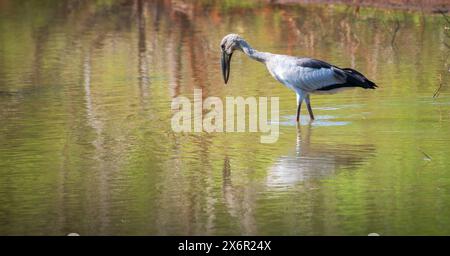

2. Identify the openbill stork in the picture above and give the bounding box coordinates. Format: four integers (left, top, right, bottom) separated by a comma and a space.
220, 34, 377, 121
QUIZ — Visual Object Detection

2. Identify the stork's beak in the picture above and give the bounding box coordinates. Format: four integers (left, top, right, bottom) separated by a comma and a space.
221, 51, 232, 84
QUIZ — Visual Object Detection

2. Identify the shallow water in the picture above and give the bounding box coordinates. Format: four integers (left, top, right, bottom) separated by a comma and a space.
0, 0, 450, 235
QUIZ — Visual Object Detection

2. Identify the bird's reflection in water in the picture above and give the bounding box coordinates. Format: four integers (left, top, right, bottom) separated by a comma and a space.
267, 124, 376, 189
221, 125, 375, 233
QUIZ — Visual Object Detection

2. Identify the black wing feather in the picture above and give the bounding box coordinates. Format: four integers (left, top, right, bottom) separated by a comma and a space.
296, 58, 377, 91
296, 58, 332, 69
317, 68, 378, 91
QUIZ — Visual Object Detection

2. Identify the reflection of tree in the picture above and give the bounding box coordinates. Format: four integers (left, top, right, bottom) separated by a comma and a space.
1, 0, 449, 235
222, 156, 257, 235
164, 0, 214, 99
271, 0, 449, 12
136, 0, 150, 105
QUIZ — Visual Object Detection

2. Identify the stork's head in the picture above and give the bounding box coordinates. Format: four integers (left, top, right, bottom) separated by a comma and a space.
220, 34, 243, 84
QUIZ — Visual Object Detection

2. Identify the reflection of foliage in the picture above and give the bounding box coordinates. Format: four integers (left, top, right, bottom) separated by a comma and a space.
189, 0, 264, 11
0, 0, 450, 235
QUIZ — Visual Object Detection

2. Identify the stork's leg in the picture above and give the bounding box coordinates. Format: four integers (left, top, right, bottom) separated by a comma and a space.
305, 94, 315, 120
296, 93, 304, 123
296, 101, 302, 123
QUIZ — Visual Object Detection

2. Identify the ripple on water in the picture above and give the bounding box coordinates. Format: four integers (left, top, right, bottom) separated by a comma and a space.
276, 115, 351, 127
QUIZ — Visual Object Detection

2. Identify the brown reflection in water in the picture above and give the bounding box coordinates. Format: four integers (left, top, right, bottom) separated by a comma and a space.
136, 0, 150, 103
165, 0, 214, 98
4, 0, 446, 98
222, 156, 257, 235
276, 6, 364, 66
58, 2, 450, 235
1, 0, 448, 235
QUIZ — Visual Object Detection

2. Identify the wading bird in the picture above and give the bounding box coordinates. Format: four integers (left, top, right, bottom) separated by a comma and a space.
220, 34, 377, 121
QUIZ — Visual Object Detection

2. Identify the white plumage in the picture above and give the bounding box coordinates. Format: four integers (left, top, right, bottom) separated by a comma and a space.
266, 56, 345, 92
220, 34, 377, 121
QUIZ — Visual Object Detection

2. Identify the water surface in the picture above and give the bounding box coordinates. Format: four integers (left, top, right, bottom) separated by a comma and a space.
1, 0, 450, 235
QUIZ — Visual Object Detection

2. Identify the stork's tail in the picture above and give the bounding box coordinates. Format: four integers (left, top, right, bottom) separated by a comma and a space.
342, 68, 378, 89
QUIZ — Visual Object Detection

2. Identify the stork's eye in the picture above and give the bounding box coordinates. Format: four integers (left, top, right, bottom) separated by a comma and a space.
221, 44, 225, 50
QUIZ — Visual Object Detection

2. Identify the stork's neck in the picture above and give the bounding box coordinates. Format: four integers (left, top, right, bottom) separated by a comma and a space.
238, 40, 269, 63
